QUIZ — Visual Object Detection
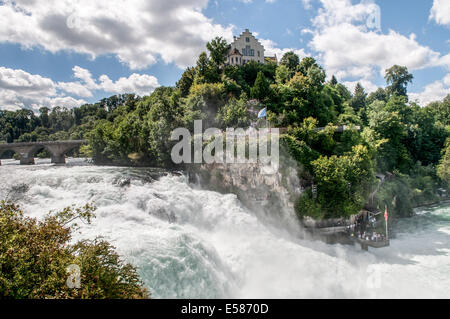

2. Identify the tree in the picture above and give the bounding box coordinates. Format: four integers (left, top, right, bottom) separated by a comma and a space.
177, 67, 196, 97
195, 52, 220, 84
429, 94, 450, 126
368, 108, 410, 172
275, 64, 290, 84
367, 88, 387, 104
406, 105, 447, 166
310, 145, 374, 218
280, 51, 300, 72
196, 52, 209, 79
216, 96, 251, 129
350, 83, 367, 113
330, 75, 338, 86
437, 138, 450, 186
297, 57, 320, 76
335, 83, 352, 101
0, 201, 149, 299
250, 71, 270, 101
385, 65, 414, 98
206, 37, 229, 67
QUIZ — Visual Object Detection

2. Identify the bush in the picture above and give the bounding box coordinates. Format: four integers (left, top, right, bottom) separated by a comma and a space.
0, 201, 149, 299
295, 191, 324, 220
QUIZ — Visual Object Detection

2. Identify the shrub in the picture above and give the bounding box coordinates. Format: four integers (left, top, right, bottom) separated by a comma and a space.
0, 201, 149, 299
295, 191, 324, 220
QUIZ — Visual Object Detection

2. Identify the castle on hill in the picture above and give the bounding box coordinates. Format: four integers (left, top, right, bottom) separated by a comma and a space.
227, 29, 277, 66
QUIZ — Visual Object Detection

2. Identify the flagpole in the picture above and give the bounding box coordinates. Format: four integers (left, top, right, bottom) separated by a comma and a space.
385, 205, 389, 241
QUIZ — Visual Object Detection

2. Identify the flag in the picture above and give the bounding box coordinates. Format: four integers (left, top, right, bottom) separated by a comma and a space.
384, 206, 388, 221
258, 108, 267, 119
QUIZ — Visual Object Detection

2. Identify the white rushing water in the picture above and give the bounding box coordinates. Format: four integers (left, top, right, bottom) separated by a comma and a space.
0, 158, 449, 298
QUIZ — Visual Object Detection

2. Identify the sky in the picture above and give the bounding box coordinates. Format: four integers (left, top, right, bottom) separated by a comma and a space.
0, 0, 449, 112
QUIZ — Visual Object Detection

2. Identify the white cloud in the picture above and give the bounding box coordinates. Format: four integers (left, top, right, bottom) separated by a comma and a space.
73, 66, 98, 90
343, 78, 378, 94
311, 24, 442, 78
59, 66, 161, 97
430, 0, 450, 27
259, 38, 309, 60
0, 0, 234, 70
238, 0, 276, 3
99, 73, 160, 96
312, 0, 380, 29
444, 73, 450, 86
57, 81, 93, 98
409, 74, 450, 105
0, 66, 160, 111
305, 0, 449, 92
301, 0, 313, 10
0, 66, 77, 111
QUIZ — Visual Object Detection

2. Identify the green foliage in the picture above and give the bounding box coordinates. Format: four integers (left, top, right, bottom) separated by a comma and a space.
0, 201, 149, 299
295, 190, 324, 220
428, 94, 450, 126
216, 96, 251, 129
437, 138, 450, 187
385, 65, 414, 98
350, 83, 367, 113
329, 75, 338, 86
311, 145, 375, 218
206, 37, 230, 67
2, 51, 448, 221
177, 67, 196, 97
250, 71, 271, 101
281, 134, 320, 171
367, 104, 410, 172
275, 64, 290, 84
367, 88, 387, 105
195, 52, 218, 84
406, 104, 447, 166
280, 51, 300, 73
297, 57, 320, 76
0, 95, 137, 145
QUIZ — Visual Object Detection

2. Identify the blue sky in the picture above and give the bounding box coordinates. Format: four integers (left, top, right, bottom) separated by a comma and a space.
0, 0, 448, 112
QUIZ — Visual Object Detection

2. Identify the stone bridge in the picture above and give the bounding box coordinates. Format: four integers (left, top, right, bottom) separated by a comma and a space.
0, 140, 86, 165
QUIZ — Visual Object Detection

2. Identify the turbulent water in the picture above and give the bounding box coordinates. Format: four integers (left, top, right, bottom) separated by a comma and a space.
1, 158, 449, 299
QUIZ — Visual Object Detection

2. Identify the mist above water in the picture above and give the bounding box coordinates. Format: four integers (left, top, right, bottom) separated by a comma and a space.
0, 158, 449, 298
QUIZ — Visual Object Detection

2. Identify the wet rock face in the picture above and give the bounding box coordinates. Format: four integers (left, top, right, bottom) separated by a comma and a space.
118, 178, 131, 188
187, 163, 303, 223
10, 183, 30, 194
6, 183, 30, 201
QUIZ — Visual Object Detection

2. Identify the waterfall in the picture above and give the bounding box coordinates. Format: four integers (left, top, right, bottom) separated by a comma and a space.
1, 158, 449, 298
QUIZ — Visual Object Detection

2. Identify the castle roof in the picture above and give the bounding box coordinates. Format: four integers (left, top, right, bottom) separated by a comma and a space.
229, 48, 242, 56
232, 29, 264, 48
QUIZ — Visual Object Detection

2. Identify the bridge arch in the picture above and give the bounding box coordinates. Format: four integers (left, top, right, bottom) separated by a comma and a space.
26, 145, 52, 159
0, 148, 20, 162
0, 140, 86, 165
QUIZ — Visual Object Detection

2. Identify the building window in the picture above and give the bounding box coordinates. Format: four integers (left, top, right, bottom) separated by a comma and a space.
258, 51, 260, 57
231, 57, 234, 63
246, 45, 252, 56
246, 37, 250, 42
242, 47, 246, 56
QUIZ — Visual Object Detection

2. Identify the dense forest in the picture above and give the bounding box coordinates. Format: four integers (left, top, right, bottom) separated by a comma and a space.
1, 37, 449, 221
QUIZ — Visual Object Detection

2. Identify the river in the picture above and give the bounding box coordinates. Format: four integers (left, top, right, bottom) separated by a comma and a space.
0, 158, 449, 298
